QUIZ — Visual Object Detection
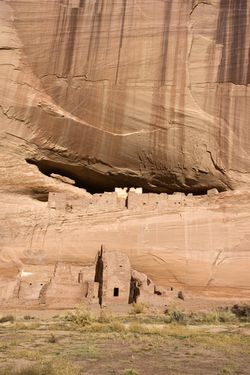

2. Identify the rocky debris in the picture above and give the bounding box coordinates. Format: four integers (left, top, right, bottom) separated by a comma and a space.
207, 188, 219, 196
50, 173, 75, 186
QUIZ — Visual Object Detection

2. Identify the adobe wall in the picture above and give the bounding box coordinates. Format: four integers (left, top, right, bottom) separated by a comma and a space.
48, 191, 126, 213
0, 279, 18, 303
102, 251, 131, 305
131, 270, 169, 306
48, 188, 215, 215
7, 250, 171, 308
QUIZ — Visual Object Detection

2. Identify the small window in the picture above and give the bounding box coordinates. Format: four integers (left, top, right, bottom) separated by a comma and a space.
113, 287, 119, 297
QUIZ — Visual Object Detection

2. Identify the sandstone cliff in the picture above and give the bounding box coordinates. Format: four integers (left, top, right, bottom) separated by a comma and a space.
0, 0, 250, 194
0, 1, 250, 305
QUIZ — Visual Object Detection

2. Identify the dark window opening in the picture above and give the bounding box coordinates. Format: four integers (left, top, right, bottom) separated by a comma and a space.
154, 286, 162, 295
113, 287, 119, 297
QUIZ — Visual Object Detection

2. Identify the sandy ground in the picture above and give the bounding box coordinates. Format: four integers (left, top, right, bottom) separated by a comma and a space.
0, 309, 250, 375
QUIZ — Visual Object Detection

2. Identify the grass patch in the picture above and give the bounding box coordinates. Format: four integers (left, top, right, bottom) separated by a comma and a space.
130, 303, 147, 315
1, 359, 81, 375
8, 349, 42, 361
64, 303, 93, 327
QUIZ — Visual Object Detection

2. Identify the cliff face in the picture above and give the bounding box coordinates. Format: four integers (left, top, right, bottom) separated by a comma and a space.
0, 0, 250, 194
1, 190, 250, 303
0, 1, 250, 305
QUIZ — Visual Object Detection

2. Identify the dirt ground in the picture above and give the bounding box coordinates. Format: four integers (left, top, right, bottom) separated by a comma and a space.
0, 309, 250, 375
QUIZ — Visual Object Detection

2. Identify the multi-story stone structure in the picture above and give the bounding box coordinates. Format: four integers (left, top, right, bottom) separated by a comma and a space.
8, 246, 172, 308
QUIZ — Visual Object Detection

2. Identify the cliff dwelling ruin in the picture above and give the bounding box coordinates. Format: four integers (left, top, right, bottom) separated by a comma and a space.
7, 246, 170, 308
48, 186, 219, 214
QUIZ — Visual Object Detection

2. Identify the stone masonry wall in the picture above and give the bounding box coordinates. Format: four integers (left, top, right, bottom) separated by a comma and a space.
48, 188, 218, 214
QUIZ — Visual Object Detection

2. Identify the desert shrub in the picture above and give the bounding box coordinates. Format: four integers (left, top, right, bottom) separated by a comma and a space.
23, 315, 34, 320
64, 303, 93, 327
123, 369, 139, 375
129, 322, 149, 334
130, 303, 146, 315
50, 359, 81, 375
187, 310, 237, 325
164, 309, 237, 325
88, 322, 107, 332
98, 310, 113, 324
217, 311, 237, 323
48, 333, 57, 343
164, 309, 187, 324
108, 320, 126, 333
231, 304, 250, 321
0, 315, 14, 324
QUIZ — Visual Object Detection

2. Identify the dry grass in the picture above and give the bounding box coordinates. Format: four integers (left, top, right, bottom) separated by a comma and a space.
0, 313, 250, 375
123, 369, 139, 375
1, 359, 81, 375
130, 303, 147, 315
1, 305, 250, 375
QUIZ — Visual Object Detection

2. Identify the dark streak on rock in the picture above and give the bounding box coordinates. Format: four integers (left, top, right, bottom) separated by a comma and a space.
85, 0, 104, 75
63, 8, 79, 76
115, 0, 127, 84
79, 0, 85, 10
217, 0, 249, 85
160, 0, 172, 84
150, 0, 172, 128
247, 46, 250, 84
